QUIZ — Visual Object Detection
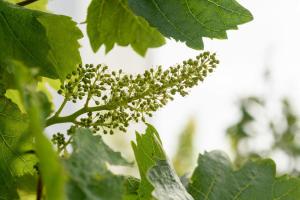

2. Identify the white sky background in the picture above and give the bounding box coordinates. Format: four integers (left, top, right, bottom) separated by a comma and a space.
48, 0, 300, 171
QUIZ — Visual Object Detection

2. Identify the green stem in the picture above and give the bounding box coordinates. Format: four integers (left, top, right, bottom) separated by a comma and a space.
53, 97, 68, 118
45, 91, 150, 127
46, 103, 118, 127
17, 0, 38, 6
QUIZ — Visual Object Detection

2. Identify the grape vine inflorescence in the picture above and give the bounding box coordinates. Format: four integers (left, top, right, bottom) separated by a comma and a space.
47, 52, 218, 135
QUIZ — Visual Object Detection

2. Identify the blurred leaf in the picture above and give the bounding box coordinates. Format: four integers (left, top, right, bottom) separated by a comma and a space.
39, 77, 61, 91
173, 119, 196, 176
0, 97, 29, 199
0, 65, 15, 94
87, 0, 165, 56
123, 177, 140, 200
12, 63, 65, 200
226, 97, 262, 163
17, 174, 38, 199
64, 128, 131, 200
0, 0, 82, 80
132, 124, 193, 200
272, 99, 300, 157
188, 151, 300, 200
128, 0, 253, 49
5, 79, 56, 114
5, 89, 26, 113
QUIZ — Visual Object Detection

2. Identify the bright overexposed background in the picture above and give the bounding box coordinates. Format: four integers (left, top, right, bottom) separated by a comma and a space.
47, 0, 300, 172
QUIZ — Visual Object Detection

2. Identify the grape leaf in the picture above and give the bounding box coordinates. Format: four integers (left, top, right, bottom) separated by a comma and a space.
0, 0, 82, 80
64, 128, 131, 200
0, 97, 29, 199
37, 14, 83, 79
5, 89, 26, 113
128, 0, 253, 49
188, 151, 300, 200
123, 177, 140, 200
132, 124, 193, 200
86, 0, 165, 56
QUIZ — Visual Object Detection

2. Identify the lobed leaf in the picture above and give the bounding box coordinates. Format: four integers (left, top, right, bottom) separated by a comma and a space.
64, 128, 131, 200
188, 151, 300, 200
0, 0, 82, 80
128, 0, 253, 49
87, 0, 165, 56
132, 124, 193, 200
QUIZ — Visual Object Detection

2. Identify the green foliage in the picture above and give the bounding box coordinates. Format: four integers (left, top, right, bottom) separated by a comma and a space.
37, 14, 83, 80
64, 128, 130, 200
226, 97, 263, 164
132, 125, 193, 200
128, 0, 253, 49
188, 151, 300, 200
87, 0, 165, 56
0, 0, 82, 80
0, 97, 30, 199
5, 89, 26, 113
227, 95, 300, 174
272, 99, 300, 158
0, 65, 14, 93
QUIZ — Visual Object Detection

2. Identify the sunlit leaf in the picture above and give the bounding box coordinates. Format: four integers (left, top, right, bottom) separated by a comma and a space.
128, 0, 253, 49
87, 0, 165, 56
0, 0, 82, 80
132, 124, 193, 200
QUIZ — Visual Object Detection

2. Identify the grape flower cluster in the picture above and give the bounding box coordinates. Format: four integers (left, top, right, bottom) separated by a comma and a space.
51, 52, 218, 134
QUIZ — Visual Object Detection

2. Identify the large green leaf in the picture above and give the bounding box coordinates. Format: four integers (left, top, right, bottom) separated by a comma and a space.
0, 0, 82, 80
128, 0, 253, 49
64, 128, 131, 200
0, 97, 30, 199
132, 124, 193, 200
37, 14, 82, 79
188, 151, 300, 200
87, 0, 165, 56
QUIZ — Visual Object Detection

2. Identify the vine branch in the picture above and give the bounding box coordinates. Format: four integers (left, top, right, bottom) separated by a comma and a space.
17, 0, 38, 6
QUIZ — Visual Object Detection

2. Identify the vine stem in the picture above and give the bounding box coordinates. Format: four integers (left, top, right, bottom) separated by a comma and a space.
36, 174, 43, 200
17, 0, 38, 6
53, 98, 68, 118
46, 102, 118, 127
45, 90, 152, 127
